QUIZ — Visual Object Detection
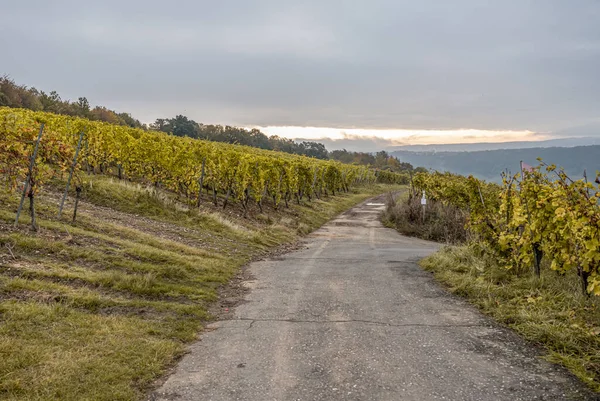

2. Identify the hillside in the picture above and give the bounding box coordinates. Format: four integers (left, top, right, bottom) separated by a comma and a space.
388, 137, 600, 152
0, 77, 412, 172
0, 106, 403, 399
392, 145, 600, 181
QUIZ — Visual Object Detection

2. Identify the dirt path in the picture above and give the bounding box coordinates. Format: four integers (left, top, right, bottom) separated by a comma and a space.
151, 199, 595, 400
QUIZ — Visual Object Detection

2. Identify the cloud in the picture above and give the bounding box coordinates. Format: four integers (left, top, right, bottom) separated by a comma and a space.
2, 1, 600, 134
275, 127, 549, 152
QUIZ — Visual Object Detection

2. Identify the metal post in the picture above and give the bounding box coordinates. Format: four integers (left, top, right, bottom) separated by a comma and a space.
583, 169, 591, 197
197, 158, 206, 206
421, 190, 426, 223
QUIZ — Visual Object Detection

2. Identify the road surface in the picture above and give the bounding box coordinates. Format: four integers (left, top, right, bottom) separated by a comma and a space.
152, 198, 594, 401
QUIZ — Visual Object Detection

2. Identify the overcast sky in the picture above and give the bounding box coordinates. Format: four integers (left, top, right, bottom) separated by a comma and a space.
2, 1, 600, 148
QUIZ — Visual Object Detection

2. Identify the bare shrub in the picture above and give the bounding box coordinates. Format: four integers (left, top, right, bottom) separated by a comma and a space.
383, 193, 468, 243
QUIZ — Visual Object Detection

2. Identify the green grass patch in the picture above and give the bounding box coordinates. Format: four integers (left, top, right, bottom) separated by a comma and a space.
0, 177, 395, 400
0, 302, 188, 401
420, 245, 600, 392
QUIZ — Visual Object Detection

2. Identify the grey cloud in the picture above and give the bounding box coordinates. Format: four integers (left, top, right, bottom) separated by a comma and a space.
2, 1, 600, 133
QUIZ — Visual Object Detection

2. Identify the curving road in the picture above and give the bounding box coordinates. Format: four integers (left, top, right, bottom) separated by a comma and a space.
152, 198, 595, 401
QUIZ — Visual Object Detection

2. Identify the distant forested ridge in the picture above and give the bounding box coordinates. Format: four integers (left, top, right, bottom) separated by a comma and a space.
392, 146, 600, 181
329, 149, 426, 173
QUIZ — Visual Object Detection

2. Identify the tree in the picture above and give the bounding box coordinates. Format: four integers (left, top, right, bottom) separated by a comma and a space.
169, 115, 199, 138
0, 76, 23, 107
74, 97, 90, 118
151, 118, 169, 132
21, 90, 42, 111
117, 112, 143, 128
248, 128, 271, 149
39, 91, 65, 113
300, 141, 328, 159
90, 106, 121, 125
375, 150, 389, 168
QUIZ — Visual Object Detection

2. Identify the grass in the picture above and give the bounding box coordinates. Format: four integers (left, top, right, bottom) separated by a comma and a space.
0, 302, 183, 401
420, 245, 600, 392
0, 175, 394, 400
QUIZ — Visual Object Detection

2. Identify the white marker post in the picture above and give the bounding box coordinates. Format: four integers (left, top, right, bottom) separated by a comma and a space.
421, 190, 426, 223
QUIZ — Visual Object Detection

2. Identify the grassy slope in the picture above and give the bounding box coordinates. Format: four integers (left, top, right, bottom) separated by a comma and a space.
420, 246, 600, 392
0, 176, 395, 401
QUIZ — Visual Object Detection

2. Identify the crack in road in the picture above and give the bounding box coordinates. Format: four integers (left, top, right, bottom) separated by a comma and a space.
229, 317, 488, 330
268, 257, 424, 264
269, 256, 414, 262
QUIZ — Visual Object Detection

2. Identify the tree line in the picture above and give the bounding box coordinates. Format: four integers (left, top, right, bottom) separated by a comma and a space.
149, 114, 329, 159
0, 76, 144, 129
329, 149, 425, 173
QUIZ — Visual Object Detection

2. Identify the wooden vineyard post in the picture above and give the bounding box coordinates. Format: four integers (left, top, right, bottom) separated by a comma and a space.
242, 187, 250, 218
223, 186, 232, 209
28, 179, 37, 231
84, 138, 91, 175
313, 169, 320, 200
15, 123, 44, 227
197, 158, 206, 207
258, 181, 268, 212
58, 131, 85, 218
72, 186, 82, 223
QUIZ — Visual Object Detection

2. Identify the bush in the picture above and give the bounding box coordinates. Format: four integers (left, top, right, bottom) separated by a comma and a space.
383, 192, 467, 243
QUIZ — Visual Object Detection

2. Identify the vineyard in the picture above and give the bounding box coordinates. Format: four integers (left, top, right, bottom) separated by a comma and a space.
410, 167, 600, 296
0, 107, 406, 228
0, 106, 406, 400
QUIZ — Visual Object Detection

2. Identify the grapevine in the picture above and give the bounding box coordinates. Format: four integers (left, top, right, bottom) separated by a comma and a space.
1, 107, 405, 225
412, 165, 600, 296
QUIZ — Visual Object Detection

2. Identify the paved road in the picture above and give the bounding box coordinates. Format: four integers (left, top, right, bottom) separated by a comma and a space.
152, 199, 595, 401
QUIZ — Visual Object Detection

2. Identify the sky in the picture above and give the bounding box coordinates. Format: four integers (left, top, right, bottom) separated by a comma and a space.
2, 1, 600, 150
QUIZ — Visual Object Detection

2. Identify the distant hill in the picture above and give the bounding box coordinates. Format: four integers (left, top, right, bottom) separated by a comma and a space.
391, 145, 600, 182
388, 137, 600, 152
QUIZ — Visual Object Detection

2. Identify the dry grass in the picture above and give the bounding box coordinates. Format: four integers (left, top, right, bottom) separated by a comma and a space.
206, 212, 250, 234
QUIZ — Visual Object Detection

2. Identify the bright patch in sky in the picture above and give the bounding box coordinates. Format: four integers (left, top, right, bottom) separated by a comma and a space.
258, 126, 546, 145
